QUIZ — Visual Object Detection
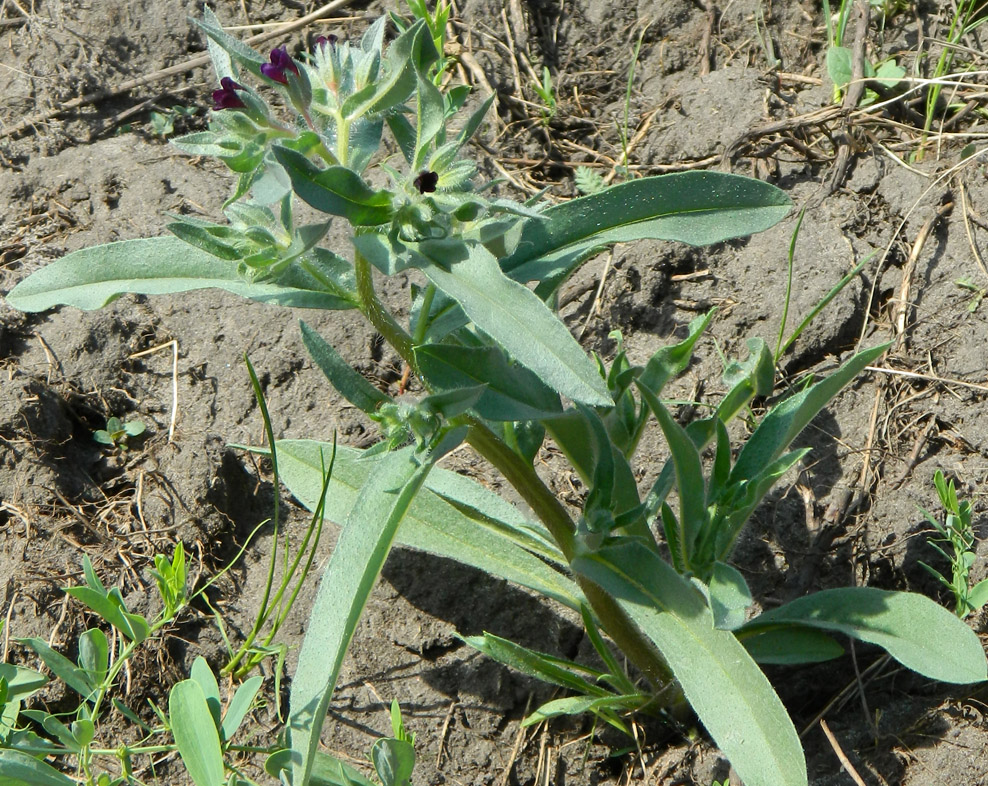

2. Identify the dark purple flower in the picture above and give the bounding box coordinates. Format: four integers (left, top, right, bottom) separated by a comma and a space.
315, 34, 339, 51
414, 170, 439, 194
261, 46, 300, 84
211, 76, 245, 110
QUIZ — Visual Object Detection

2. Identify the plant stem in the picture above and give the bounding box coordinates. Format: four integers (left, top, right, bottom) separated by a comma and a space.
465, 419, 677, 692
353, 252, 679, 697
354, 250, 414, 363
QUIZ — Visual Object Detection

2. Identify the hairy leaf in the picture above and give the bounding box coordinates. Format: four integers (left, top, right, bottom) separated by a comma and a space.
574, 541, 806, 786
5, 237, 354, 312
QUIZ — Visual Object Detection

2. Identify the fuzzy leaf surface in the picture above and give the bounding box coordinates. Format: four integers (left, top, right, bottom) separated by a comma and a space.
5, 237, 354, 312
273, 440, 579, 607
500, 172, 791, 287
573, 541, 806, 786
423, 243, 611, 406
745, 588, 987, 683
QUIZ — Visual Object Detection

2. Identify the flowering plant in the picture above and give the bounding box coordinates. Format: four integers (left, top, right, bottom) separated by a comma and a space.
5, 8, 985, 786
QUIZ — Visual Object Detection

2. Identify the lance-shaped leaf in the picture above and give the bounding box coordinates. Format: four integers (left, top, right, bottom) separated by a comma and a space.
743, 588, 987, 683
290, 446, 433, 786
500, 172, 791, 289
5, 236, 355, 312
301, 321, 390, 414
730, 343, 888, 482
273, 147, 393, 226
740, 627, 845, 665
273, 440, 579, 606
415, 343, 562, 421
422, 243, 611, 406
573, 541, 807, 786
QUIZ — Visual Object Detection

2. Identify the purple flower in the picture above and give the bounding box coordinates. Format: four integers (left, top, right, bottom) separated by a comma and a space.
211, 77, 245, 110
261, 46, 300, 84
315, 34, 338, 51
414, 170, 439, 194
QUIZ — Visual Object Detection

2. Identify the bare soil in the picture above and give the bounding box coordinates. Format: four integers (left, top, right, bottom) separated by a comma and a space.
3, 1, 988, 784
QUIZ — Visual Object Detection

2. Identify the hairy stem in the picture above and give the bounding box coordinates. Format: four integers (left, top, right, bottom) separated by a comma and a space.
354, 249, 414, 362
466, 419, 676, 692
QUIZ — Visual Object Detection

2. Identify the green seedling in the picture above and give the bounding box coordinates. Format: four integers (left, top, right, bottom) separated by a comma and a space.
916, 0, 988, 159
531, 66, 557, 124
93, 416, 145, 451
775, 208, 869, 362
217, 355, 331, 681
956, 276, 987, 312
822, 0, 905, 104
616, 25, 647, 178
267, 699, 416, 786
149, 104, 199, 137
0, 548, 272, 786
919, 469, 988, 618
573, 165, 606, 195
7, 10, 986, 786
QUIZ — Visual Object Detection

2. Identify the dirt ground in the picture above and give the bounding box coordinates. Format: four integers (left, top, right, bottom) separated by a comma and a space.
3, 0, 988, 784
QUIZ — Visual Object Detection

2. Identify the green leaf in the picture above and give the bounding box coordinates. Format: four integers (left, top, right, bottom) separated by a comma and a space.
77, 629, 109, 687
0, 665, 46, 700
967, 578, 988, 615
221, 675, 262, 742
573, 541, 806, 786
708, 562, 753, 631
635, 381, 706, 566
5, 237, 354, 313
500, 172, 791, 288
415, 343, 562, 421
266, 749, 376, 786
300, 321, 389, 414
190, 657, 222, 732
731, 344, 887, 483
289, 447, 432, 786
741, 627, 844, 665
423, 243, 611, 406
18, 638, 95, 700
371, 738, 415, 786
523, 694, 640, 733
826, 45, 853, 89
0, 749, 75, 786
461, 632, 608, 697
272, 147, 394, 226
169, 680, 226, 786
745, 588, 988, 683
62, 586, 149, 645
346, 20, 439, 118
273, 441, 580, 608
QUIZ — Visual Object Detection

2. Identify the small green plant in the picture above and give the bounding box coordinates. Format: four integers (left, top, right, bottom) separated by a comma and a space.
531, 66, 557, 124
267, 699, 416, 786
822, 0, 904, 105
573, 165, 606, 195
148, 104, 199, 137
93, 416, 145, 451
216, 356, 331, 681
956, 276, 988, 312
920, 470, 988, 618
916, 0, 988, 158
6, 9, 985, 786
0, 547, 267, 786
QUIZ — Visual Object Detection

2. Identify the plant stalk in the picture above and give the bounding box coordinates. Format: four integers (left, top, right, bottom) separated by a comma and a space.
353, 252, 679, 696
